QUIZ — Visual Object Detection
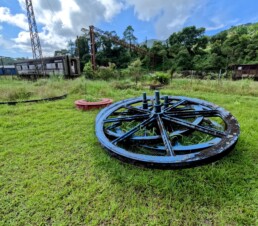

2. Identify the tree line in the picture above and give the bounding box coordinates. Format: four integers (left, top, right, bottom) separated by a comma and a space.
58, 23, 258, 73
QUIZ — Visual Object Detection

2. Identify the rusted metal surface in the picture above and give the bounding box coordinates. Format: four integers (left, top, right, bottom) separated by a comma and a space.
95, 91, 240, 169
75, 98, 113, 111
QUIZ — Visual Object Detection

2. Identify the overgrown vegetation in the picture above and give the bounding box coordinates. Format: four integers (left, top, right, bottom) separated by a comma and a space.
0, 78, 69, 102
72, 23, 258, 75
0, 77, 257, 225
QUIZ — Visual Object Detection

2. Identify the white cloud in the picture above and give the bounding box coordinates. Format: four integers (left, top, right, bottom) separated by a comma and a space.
0, 35, 13, 50
97, 0, 124, 21
3, 0, 256, 57
206, 24, 225, 31
12, 0, 125, 56
126, 0, 208, 39
0, 7, 28, 30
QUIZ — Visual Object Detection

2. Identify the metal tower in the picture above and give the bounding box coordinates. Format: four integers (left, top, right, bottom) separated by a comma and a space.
25, 0, 44, 75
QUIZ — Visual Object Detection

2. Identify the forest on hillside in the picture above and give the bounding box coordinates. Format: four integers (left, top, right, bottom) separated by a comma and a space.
71, 23, 258, 73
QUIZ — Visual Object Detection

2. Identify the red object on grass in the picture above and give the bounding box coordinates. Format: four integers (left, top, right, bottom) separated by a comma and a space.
75, 98, 113, 111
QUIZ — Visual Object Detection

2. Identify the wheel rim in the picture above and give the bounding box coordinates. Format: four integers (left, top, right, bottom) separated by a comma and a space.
95, 91, 240, 169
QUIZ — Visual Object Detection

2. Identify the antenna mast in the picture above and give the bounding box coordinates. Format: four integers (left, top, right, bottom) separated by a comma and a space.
25, 0, 44, 75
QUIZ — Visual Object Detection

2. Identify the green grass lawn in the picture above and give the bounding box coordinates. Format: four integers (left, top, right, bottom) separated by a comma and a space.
0, 78, 257, 225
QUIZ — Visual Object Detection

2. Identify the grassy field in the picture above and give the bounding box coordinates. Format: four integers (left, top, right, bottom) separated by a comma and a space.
0, 77, 257, 225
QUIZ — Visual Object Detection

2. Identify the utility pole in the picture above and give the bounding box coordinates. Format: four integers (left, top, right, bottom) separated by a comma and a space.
89, 26, 96, 71
81, 26, 96, 71
25, 0, 44, 76
82, 25, 154, 71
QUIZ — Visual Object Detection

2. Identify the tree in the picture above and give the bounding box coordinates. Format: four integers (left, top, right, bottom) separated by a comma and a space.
169, 26, 208, 57
150, 41, 169, 70
67, 40, 76, 56
76, 36, 90, 59
168, 26, 208, 71
123, 25, 137, 52
54, 49, 69, 56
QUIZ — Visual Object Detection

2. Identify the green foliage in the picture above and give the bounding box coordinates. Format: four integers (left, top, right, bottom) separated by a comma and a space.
49, 73, 64, 81
61, 22, 258, 77
151, 72, 170, 85
83, 61, 95, 79
0, 79, 68, 101
119, 68, 131, 79
169, 26, 208, 56
54, 49, 69, 56
95, 62, 118, 80
128, 58, 142, 84
67, 40, 76, 56
111, 79, 134, 89
76, 36, 90, 71
123, 25, 137, 45
7, 87, 33, 100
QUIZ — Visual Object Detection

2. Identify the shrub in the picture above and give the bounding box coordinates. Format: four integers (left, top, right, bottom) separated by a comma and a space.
95, 63, 118, 80
151, 72, 170, 85
83, 61, 95, 79
128, 58, 142, 84
119, 68, 131, 80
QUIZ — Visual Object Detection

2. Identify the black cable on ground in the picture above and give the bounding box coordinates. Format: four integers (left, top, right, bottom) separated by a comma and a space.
0, 94, 67, 105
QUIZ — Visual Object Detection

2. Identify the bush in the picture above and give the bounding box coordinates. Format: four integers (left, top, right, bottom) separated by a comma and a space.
96, 67, 115, 80
83, 61, 95, 79
119, 68, 131, 80
151, 72, 170, 85
95, 63, 119, 80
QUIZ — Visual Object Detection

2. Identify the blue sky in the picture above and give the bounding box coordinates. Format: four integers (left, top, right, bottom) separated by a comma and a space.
1, 0, 258, 58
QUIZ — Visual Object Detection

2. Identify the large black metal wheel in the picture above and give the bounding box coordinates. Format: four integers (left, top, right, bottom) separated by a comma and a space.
95, 91, 240, 169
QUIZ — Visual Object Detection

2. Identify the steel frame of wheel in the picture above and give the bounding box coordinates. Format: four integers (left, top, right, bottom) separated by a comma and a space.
95, 91, 240, 169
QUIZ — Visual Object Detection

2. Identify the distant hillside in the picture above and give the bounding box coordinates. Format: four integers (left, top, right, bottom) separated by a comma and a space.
215, 22, 258, 37
1, 57, 28, 65
141, 23, 258, 48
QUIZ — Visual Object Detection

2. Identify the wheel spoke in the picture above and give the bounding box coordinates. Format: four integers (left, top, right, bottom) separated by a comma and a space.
111, 111, 137, 116
165, 110, 219, 118
104, 114, 150, 123
156, 115, 175, 156
162, 115, 226, 138
124, 105, 150, 114
112, 116, 156, 144
164, 100, 186, 112
105, 122, 121, 130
